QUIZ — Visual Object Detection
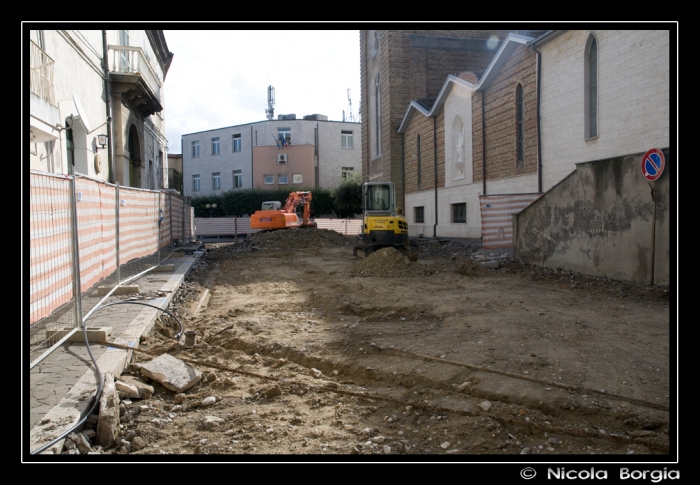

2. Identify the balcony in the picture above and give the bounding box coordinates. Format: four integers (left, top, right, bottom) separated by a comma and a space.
29, 40, 60, 143
107, 45, 163, 117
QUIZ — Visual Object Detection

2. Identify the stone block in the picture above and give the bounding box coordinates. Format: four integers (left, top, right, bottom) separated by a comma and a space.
98, 285, 139, 296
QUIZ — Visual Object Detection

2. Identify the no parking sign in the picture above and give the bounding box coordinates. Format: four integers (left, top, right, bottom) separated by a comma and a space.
641, 148, 665, 181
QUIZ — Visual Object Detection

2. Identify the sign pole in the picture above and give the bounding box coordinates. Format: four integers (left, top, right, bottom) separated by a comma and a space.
641, 148, 665, 287
650, 180, 656, 287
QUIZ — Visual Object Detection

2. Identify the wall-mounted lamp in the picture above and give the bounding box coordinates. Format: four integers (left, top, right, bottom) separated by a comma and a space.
205, 203, 217, 218
96, 134, 108, 150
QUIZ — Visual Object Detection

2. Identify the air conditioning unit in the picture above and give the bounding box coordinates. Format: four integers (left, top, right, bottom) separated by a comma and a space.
278, 153, 287, 164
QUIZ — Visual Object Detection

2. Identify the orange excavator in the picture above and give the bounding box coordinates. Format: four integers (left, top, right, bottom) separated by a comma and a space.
250, 191, 317, 231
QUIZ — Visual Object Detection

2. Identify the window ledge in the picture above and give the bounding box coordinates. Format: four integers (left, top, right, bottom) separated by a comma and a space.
584, 135, 599, 142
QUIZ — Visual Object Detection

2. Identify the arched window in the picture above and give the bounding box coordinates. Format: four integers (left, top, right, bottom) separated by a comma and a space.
375, 74, 382, 156
584, 34, 598, 139
516, 84, 524, 167
417, 134, 421, 187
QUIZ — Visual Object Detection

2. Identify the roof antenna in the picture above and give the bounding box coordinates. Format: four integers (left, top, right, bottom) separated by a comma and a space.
265, 85, 275, 120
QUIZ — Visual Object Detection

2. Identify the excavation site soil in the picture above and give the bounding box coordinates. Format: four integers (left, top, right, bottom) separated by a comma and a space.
123, 228, 672, 458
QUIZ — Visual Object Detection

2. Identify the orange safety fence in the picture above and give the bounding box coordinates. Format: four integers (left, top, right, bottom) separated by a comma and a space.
29, 171, 194, 326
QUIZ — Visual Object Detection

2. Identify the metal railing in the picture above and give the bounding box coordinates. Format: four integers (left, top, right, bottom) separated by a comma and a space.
28, 171, 194, 366
29, 40, 56, 106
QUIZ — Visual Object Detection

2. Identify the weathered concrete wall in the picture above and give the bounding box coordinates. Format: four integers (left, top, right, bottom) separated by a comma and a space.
514, 149, 670, 287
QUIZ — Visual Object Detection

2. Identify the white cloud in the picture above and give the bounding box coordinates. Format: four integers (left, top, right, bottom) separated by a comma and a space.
163, 30, 361, 152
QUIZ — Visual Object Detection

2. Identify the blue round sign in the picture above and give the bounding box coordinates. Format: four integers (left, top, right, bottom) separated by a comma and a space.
641, 148, 665, 182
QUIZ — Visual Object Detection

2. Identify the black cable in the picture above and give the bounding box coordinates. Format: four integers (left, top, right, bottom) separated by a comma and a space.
30, 302, 184, 455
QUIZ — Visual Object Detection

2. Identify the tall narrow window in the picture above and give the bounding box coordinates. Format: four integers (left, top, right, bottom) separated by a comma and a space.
375, 74, 382, 156
212, 172, 221, 190
584, 34, 599, 139
192, 140, 200, 158
193, 174, 200, 192
416, 134, 422, 187
516, 84, 525, 167
233, 170, 242, 188
233, 134, 242, 152
212, 137, 220, 155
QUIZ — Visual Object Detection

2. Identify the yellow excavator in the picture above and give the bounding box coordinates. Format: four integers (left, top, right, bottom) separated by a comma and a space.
353, 182, 409, 257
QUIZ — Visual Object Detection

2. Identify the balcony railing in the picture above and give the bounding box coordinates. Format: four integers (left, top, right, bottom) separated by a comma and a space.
29, 40, 56, 107
107, 45, 162, 101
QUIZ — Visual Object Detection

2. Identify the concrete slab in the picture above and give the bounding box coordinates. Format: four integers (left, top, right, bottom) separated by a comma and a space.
135, 353, 202, 393
45, 327, 112, 343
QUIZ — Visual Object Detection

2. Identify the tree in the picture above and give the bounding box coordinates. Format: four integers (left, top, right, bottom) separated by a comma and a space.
333, 173, 362, 218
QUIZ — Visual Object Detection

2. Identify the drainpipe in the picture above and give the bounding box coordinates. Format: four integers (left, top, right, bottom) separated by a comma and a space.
531, 43, 543, 193
315, 122, 319, 187
433, 116, 438, 238
400, 132, 405, 215
102, 30, 115, 184
481, 91, 487, 196
250, 125, 254, 189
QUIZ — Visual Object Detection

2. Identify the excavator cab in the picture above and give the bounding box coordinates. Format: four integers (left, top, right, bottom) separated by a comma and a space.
354, 182, 409, 257
261, 201, 281, 211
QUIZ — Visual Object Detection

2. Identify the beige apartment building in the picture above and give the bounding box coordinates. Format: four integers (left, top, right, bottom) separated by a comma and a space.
181, 115, 361, 198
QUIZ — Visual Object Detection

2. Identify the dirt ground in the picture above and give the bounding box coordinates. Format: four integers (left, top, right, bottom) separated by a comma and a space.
111, 228, 672, 458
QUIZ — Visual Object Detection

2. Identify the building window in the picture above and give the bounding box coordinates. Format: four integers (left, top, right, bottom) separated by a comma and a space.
415, 206, 424, 223
584, 33, 598, 139
417, 134, 421, 187
264, 174, 274, 185
341, 167, 354, 179
516, 84, 525, 167
375, 74, 382, 156
278, 128, 291, 146
212, 137, 220, 155
452, 203, 466, 223
278, 174, 288, 184
292, 174, 303, 184
233, 170, 242, 188
212, 172, 221, 190
233, 134, 241, 152
193, 174, 200, 192
192, 140, 200, 158
341, 130, 354, 149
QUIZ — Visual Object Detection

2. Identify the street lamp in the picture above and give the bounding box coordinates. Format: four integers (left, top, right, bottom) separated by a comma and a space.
205, 203, 217, 218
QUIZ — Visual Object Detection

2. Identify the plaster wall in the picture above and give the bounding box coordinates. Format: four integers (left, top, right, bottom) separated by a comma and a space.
514, 149, 670, 286
252, 144, 315, 190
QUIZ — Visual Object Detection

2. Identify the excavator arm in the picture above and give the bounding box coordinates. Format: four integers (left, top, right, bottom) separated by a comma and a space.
282, 191, 314, 227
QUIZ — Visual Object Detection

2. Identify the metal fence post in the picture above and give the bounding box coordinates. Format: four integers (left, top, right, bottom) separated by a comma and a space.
169, 192, 174, 249
69, 174, 84, 329
116, 182, 120, 284
157, 192, 162, 266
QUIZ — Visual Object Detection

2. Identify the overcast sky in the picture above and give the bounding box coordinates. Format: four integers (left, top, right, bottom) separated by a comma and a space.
163, 30, 362, 154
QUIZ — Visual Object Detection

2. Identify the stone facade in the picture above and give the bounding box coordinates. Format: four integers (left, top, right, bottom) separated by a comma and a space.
28, 29, 172, 189
472, 44, 538, 186
360, 29, 545, 209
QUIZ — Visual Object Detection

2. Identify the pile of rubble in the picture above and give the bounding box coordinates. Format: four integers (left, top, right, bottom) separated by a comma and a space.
350, 247, 435, 278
